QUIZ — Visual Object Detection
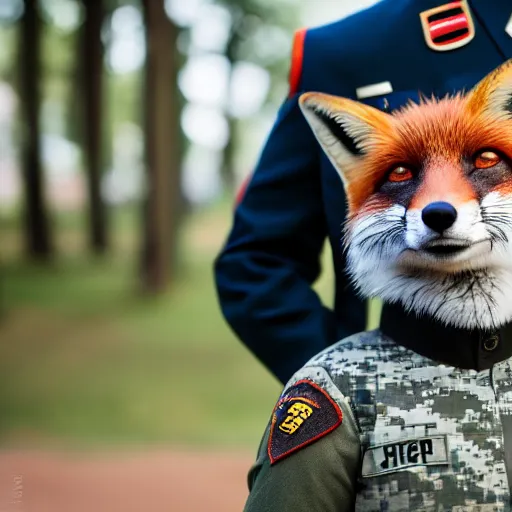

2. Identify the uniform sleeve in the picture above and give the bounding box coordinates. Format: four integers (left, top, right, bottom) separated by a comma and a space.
244, 367, 361, 512
214, 88, 339, 383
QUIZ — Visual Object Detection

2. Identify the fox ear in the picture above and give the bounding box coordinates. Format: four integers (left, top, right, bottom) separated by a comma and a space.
299, 92, 392, 185
466, 59, 512, 119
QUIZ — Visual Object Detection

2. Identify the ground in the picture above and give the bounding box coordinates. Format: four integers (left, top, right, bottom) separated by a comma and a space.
0, 449, 253, 511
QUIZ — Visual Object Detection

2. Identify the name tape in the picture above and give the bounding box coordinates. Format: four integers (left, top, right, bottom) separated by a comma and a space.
361, 435, 450, 478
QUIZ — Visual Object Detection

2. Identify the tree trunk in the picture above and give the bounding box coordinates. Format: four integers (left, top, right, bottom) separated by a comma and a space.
220, 114, 237, 193
141, 0, 181, 293
82, 0, 107, 253
19, 0, 52, 259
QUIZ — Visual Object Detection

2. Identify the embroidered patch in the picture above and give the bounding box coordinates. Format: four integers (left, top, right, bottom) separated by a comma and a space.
268, 379, 342, 465
361, 435, 450, 478
419, 1, 475, 52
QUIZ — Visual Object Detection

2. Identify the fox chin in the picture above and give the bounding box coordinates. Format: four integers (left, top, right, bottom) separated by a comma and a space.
299, 59, 512, 331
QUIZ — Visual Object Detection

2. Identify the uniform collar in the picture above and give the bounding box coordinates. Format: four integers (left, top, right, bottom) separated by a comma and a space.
411, 0, 509, 10
469, 0, 512, 59
380, 302, 512, 370
468, 0, 510, 11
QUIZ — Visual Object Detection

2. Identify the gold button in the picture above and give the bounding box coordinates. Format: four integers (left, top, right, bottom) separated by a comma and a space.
483, 334, 499, 352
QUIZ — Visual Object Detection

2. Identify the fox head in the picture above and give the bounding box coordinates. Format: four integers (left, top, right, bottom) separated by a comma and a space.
300, 60, 512, 330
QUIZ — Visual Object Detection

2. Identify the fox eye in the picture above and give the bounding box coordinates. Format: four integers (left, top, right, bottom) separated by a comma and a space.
474, 150, 501, 169
388, 166, 413, 183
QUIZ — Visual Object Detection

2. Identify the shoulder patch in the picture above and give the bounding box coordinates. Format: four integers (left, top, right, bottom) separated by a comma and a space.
268, 379, 343, 465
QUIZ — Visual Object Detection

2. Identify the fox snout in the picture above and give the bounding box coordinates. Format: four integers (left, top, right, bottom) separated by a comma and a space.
421, 202, 458, 233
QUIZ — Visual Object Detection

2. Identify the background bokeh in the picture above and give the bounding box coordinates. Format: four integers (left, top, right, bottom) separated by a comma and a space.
0, 0, 378, 510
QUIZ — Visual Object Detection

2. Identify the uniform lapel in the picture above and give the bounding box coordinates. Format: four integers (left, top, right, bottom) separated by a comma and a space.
470, 0, 512, 59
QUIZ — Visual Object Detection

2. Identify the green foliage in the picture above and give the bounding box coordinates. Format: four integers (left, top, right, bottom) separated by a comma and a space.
0, 25, 17, 83
42, 17, 79, 138
0, 204, 282, 447
215, 0, 300, 106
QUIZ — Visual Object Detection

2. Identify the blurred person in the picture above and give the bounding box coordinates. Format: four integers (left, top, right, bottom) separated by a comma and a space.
214, 0, 512, 384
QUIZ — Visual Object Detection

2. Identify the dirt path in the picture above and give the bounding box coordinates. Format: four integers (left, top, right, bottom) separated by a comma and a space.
0, 449, 253, 512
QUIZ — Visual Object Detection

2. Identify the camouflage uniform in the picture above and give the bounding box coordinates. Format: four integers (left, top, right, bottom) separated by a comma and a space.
245, 320, 512, 512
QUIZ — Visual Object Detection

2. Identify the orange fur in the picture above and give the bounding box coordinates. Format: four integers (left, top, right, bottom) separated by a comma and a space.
466, 59, 512, 117
300, 60, 512, 219
345, 93, 512, 215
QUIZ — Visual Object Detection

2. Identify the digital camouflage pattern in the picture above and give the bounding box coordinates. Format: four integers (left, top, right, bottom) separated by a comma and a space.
293, 329, 512, 511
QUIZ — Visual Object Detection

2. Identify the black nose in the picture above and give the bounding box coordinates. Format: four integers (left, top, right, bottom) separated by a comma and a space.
421, 202, 457, 233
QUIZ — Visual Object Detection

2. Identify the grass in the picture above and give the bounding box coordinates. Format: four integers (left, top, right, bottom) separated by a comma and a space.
0, 201, 379, 449
0, 203, 283, 448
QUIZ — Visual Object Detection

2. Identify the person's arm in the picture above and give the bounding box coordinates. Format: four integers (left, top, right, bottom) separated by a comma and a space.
244, 367, 361, 511
214, 27, 342, 383
214, 88, 337, 383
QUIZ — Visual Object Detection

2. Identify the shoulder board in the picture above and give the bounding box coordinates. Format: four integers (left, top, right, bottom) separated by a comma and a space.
288, 28, 307, 98
268, 378, 343, 464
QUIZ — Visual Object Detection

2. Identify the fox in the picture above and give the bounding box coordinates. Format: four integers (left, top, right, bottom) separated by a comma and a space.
243, 60, 512, 512
300, 59, 512, 332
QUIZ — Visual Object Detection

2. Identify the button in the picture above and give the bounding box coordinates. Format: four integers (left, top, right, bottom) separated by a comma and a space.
482, 334, 499, 352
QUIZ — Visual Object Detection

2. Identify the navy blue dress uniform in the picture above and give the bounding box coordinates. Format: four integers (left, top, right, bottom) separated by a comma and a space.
214, 0, 512, 384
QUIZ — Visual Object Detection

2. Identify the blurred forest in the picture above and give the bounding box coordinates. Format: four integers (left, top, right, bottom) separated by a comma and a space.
2, 0, 302, 287
0, 0, 376, 448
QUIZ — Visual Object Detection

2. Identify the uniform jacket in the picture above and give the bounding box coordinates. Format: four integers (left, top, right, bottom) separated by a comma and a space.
245, 321, 512, 511
214, 0, 512, 384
